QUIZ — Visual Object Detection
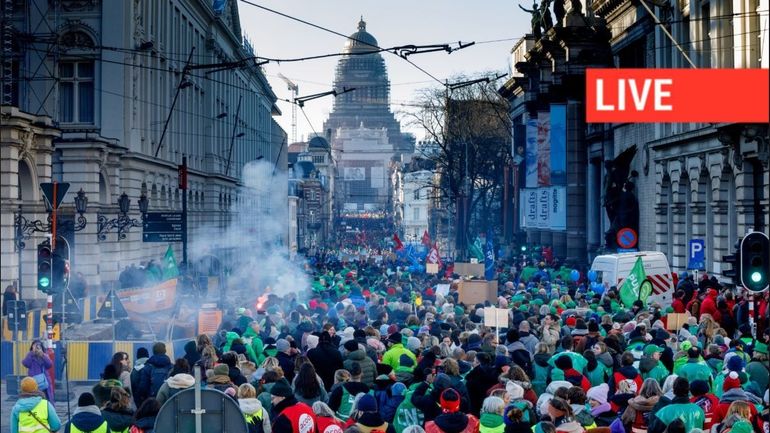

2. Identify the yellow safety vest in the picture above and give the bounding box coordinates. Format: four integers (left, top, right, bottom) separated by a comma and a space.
18, 399, 49, 433
245, 408, 264, 424
69, 420, 109, 433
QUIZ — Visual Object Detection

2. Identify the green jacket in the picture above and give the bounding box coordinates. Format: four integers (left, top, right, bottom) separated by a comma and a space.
479, 413, 505, 433
586, 363, 612, 387
648, 397, 705, 433
641, 360, 669, 385
223, 331, 258, 364
548, 351, 588, 374
242, 328, 266, 365
382, 343, 417, 372
678, 360, 713, 384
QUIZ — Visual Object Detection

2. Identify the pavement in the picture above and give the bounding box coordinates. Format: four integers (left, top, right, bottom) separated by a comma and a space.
1, 379, 95, 433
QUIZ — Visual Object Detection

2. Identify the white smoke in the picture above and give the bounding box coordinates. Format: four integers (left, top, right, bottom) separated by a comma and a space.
189, 160, 309, 303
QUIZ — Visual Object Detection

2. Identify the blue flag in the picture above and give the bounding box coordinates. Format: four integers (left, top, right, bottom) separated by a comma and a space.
484, 230, 495, 281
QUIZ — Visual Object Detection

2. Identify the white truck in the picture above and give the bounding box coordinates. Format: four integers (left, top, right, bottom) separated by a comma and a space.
590, 251, 675, 307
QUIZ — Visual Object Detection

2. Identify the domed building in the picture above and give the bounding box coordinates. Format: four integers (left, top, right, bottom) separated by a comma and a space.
323, 18, 414, 154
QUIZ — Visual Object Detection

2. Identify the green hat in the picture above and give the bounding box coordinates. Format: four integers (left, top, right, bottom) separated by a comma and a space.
518, 305, 528, 313
665, 306, 674, 314
550, 306, 558, 314
566, 301, 576, 309
454, 306, 465, 317
680, 341, 692, 351
754, 341, 768, 355
644, 345, 664, 356
532, 299, 544, 306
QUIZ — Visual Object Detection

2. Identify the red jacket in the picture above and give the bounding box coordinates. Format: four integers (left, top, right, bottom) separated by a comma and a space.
691, 394, 719, 430
672, 298, 686, 313
564, 368, 592, 392
700, 292, 721, 321
316, 416, 344, 433
713, 399, 758, 426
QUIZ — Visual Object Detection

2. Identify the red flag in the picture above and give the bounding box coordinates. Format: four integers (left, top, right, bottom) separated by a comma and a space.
426, 245, 440, 265
392, 233, 404, 251
421, 230, 431, 247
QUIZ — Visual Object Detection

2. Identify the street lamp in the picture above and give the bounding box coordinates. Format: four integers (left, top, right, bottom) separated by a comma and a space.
97, 192, 149, 241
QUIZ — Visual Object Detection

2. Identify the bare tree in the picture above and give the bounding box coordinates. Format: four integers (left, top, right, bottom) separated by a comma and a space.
400, 74, 511, 259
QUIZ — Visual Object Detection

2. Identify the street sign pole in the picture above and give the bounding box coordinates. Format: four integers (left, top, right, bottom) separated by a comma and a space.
180, 157, 188, 265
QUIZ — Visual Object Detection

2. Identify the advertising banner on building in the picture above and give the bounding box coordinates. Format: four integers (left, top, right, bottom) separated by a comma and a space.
537, 187, 550, 228
525, 118, 538, 188
550, 186, 567, 231
550, 104, 567, 185
522, 188, 538, 228
537, 112, 551, 186
344, 167, 366, 181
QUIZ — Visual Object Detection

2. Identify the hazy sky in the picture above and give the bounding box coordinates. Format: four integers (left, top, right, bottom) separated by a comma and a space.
237, 1, 530, 142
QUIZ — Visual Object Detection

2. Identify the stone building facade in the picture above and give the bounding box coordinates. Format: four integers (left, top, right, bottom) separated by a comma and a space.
1, 0, 286, 300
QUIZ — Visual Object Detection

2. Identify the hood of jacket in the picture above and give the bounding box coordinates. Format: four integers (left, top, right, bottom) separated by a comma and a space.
347, 349, 367, 361
535, 352, 551, 367
71, 405, 105, 432
721, 387, 761, 404
147, 354, 172, 369
616, 365, 640, 379
638, 357, 658, 373
225, 331, 240, 345
238, 397, 264, 415
480, 412, 504, 428
507, 341, 528, 353
597, 352, 614, 368
167, 373, 195, 389
434, 412, 471, 433
627, 395, 659, 412
13, 395, 46, 412
133, 357, 149, 371
102, 408, 135, 431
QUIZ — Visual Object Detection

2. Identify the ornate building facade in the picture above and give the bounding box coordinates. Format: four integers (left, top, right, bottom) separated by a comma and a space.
1, 0, 286, 299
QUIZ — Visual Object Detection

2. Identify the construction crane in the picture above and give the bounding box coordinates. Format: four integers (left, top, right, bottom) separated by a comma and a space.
277, 73, 299, 143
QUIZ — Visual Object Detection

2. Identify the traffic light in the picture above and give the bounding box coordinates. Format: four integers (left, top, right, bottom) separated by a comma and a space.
722, 239, 741, 286
51, 252, 70, 293
740, 231, 769, 292
37, 243, 52, 293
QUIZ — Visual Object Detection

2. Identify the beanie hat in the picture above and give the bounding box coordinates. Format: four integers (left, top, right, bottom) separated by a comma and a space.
276, 338, 290, 353
213, 364, 230, 376
136, 347, 149, 359
20, 377, 39, 394
587, 383, 609, 405
566, 317, 577, 327
407, 337, 422, 352
357, 394, 378, 412
270, 378, 294, 397
380, 324, 390, 336
726, 355, 744, 372
588, 321, 599, 333
506, 381, 524, 400
387, 324, 399, 335
754, 341, 768, 355
387, 333, 402, 344
690, 380, 709, 396
344, 340, 359, 352
679, 340, 692, 352
723, 371, 741, 391
78, 392, 96, 407
440, 388, 461, 413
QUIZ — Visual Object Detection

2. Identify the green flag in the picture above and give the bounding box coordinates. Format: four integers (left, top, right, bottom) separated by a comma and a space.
469, 237, 484, 261
162, 245, 179, 279
619, 257, 646, 308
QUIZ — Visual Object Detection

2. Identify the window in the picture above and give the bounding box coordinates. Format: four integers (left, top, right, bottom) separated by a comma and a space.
414, 207, 420, 221
59, 61, 94, 123
413, 189, 420, 200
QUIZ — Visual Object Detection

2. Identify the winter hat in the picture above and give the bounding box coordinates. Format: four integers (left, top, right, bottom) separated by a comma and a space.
506, 381, 525, 399
276, 339, 290, 353
78, 392, 96, 407
439, 388, 461, 413
587, 383, 609, 405
623, 321, 637, 334
306, 334, 319, 350
379, 324, 390, 336
652, 320, 665, 330
270, 378, 294, 397
566, 317, 577, 327
690, 380, 710, 396
557, 421, 585, 433
391, 382, 407, 396
754, 341, 768, 355
407, 337, 422, 352
679, 340, 693, 352
723, 371, 741, 391
136, 347, 150, 359
20, 377, 39, 394
344, 340, 359, 353
387, 333, 402, 344
727, 355, 744, 372
588, 321, 599, 333
237, 307, 246, 315
357, 394, 378, 412
213, 364, 230, 376
387, 324, 399, 335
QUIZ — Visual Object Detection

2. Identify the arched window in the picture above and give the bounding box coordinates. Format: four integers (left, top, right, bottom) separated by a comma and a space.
59, 31, 96, 124
18, 161, 34, 201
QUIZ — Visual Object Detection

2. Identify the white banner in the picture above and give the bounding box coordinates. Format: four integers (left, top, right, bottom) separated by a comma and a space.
522, 188, 538, 228
537, 187, 550, 229
550, 186, 566, 231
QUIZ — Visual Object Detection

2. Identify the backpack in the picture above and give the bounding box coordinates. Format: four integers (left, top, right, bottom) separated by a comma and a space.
245, 410, 265, 433
149, 364, 172, 397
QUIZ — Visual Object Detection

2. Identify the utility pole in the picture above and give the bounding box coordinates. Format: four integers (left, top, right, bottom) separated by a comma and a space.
179, 157, 188, 265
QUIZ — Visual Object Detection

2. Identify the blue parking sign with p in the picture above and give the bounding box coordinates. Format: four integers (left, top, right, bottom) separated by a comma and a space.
688, 239, 705, 270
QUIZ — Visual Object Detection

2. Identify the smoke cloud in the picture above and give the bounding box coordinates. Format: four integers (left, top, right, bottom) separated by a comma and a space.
189, 160, 309, 304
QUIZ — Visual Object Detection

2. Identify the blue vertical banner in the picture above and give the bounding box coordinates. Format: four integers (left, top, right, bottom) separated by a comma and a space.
550, 104, 567, 185
525, 117, 539, 188
484, 229, 495, 281
537, 112, 551, 186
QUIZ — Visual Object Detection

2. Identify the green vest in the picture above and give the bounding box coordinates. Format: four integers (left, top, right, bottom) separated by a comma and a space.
335, 386, 373, 420
18, 400, 50, 433
392, 383, 427, 433
69, 420, 109, 433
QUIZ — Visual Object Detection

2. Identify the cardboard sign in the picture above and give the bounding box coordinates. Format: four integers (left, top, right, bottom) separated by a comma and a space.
435, 284, 450, 297
198, 309, 222, 336
458, 280, 498, 305
454, 262, 485, 277
665, 313, 690, 331
426, 263, 439, 274
484, 307, 509, 328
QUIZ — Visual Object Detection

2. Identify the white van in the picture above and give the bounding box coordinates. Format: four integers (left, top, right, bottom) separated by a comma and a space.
590, 251, 675, 307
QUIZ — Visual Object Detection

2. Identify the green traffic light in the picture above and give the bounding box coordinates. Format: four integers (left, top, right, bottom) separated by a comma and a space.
750, 271, 762, 283
521, 246, 527, 252
39, 277, 50, 288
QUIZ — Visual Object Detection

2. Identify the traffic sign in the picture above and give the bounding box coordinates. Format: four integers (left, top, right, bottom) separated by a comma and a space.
617, 228, 638, 249
97, 289, 128, 319
40, 182, 70, 209
142, 212, 184, 243
688, 239, 705, 270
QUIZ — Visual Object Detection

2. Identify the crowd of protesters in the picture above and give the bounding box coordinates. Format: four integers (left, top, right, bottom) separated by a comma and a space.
9, 248, 770, 433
